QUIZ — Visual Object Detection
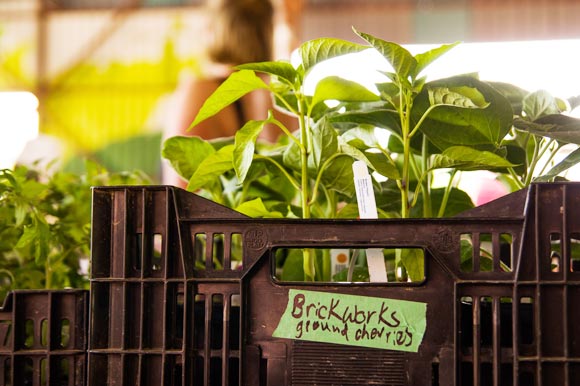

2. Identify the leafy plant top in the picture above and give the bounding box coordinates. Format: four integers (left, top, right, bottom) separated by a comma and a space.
163, 29, 580, 282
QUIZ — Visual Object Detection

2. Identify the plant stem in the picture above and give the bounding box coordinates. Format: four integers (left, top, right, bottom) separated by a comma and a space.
524, 135, 540, 186
269, 114, 302, 148
297, 98, 314, 280
507, 168, 526, 190
400, 88, 413, 219
537, 140, 560, 177
297, 100, 310, 219
45, 255, 51, 289
421, 136, 432, 217
438, 169, 458, 218
308, 153, 348, 206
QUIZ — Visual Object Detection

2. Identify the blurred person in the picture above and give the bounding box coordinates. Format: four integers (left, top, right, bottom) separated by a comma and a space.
163, 0, 295, 186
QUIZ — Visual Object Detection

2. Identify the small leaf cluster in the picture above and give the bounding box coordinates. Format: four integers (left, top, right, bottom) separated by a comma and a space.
0, 161, 151, 302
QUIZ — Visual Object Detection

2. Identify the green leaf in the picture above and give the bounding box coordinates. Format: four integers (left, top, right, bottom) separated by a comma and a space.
400, 249, 424, 282
333, 266, 370, 282
14, 204, 29, 227
428, 86, 489, 108
364, 151, 400, 179
339, 141, 399, 179
513, 115, 580, 145
320, 155, 356, 197
411, 187, 474, 218
535, 147, 580, 182
414, 42, 459, 79
234, 198, 284, 218
15, 225, 37, 249
190, 70, 268, 128
282, 136, 302, 172
311, 76, 379, 108
299, 37, 367, 74
233, 119, 268, 183
504, 142, 528, 175
335, 203, 362, 219
354, 29, 416, 81
236, 61, 297, 84
310, 119, 338, 172
281, 249, 305, 281
20, 179, 47, 201
187, 145, 235, 191
523, 90, 561, 120
341, 127, 382, 149
431, 146, 517, 171
487, 81, 529, 115
328, 109, 401, 133
414, 76, 513, 150
35, 220, 50, 264
161, 136, 216, 180
374, 180, 403, 213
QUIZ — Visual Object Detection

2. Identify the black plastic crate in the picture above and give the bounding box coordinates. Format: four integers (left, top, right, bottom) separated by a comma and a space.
0, 290, 89, 386
89, 183, 580, 386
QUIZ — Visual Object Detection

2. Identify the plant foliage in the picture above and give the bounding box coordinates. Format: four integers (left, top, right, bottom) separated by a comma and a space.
163, 29, 580, 282
0, 161, 151, 302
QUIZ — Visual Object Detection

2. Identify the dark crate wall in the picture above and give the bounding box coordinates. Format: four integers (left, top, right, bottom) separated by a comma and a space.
87, 184, 580, 386
0, 290, 88, 386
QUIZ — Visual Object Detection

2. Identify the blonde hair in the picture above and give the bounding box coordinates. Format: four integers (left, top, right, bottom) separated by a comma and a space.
205, 0, 274, 65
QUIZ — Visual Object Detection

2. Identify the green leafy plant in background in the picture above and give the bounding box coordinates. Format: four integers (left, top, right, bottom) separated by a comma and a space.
163, 28, 580, 283
501, 87, 580, 186
0, 161, 151, 303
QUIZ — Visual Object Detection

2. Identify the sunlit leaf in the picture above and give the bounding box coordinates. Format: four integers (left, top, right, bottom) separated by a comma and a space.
523, 90, 561, 120
428, 86, 489, 108
234, 119, 268, 183
236, 61, 297, 84
190, 70, 268, 128
513, 115, 580, 145
535, 147, 580, 182
364, 151, 400, 179
414, 42, 459, 79
299, 37, 367, 74
414, 76, 513, 150
234, 198, 284, 218
431, 146, 517, 171
311, 76, 379, 108
161, 136, 215, 180
187, 145, 234, 191
354, 29, 416, 81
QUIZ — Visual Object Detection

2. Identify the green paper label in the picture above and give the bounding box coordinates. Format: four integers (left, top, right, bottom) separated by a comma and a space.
273, 289, 427, 352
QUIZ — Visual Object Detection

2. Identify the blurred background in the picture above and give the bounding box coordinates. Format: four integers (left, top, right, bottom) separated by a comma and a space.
1, 0, 579, 182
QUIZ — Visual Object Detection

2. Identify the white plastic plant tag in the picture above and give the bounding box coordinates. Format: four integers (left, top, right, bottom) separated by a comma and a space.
352, 160, 388, 282
352, 161, 378, 219
366, 248, 388, 282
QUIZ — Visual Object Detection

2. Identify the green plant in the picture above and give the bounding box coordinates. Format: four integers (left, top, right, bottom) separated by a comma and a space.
0, 160, 151, 302
162, 29, 580, 282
